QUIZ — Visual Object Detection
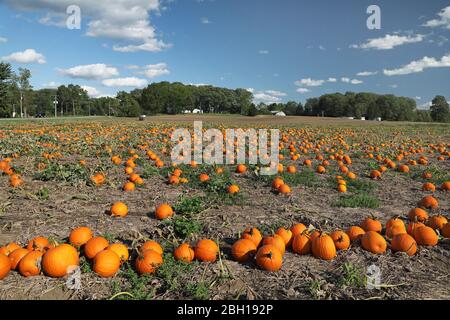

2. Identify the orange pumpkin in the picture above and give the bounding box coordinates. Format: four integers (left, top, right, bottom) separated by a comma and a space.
360, 216, 382, 233
155, 204, 174, 220
84, 237, 109, 259
195, 239, 219, 262
231, 239, 257, 262
93, 249, 121, 277
9, 248, 30, 270
418, 196, 439, 209
391, 234, 417, 256
262, 235, 286, 255
330, 230, 350, 250
110, 202, 128, 217
107, 243, 129, 263
414, 226, 438, 246
312, 233, 336, 260
135, 249, 163, 274
347, 226, 365, 242
69, 227, 93, 247
18, 250, 44, 277
427, 215, 448, 231
141, 241, 163, 255
255, 245, 282, 272
0, 243, 21, 256
361, 231, 387, 254
291, 232, 311, 254
408, 208, 429, 222
42, 244, 79, 278
241, 227, 262, 247
174, 243, 195, 263
275, 227, 293, 246
0, 254, 11, 280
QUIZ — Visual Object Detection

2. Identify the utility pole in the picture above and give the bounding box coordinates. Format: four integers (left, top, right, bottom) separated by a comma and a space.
20, 92, 23, 118
53, 95, 58, 118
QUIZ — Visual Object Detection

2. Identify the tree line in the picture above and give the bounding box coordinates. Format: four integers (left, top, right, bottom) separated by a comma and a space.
1, 62, 449, 122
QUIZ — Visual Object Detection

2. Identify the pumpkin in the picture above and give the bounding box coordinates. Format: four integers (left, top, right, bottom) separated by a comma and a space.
110, 202, 128, 217
42, 244, 79, 278
441, 181, 450, 191
195, 239, 219, 262
9, 248, 30, 270
69, 226, 93, 247
386, 216, 405, 230
414, 226, 438, 246
360, 215, 382, 233
418, 196, 439, 209
391, 234, 417, 256
140, 241, 163, 255
278, 184, 291, 194
199, 173, 210, 182
91, 173, 106, 186
174, 243, 195, 263
316, 165, 326, 174
291, 232, 311, 254
370, 170, 381, 179
361, 231, 387, 254
290, 223, 307, 237
441, 223, 450, 238
123, 182, 136, 191
227, 185, 240, 194
236, 164, 247, 174
155, 204, 174, 220
107, 243, 129, 262
427, 215, 448, 231
27, 236, 52, 252
271, 177, 284, 189
408, 208, 429, 222
407, 221, 425, 236
312, 233, 336, 260
422, 182, 436, 192
287, 165, 296, 174
231, 239, 257, 262
262, 235, 286, 255
255, 245, 282, 272
241, 227, 262, 247
330, 230, 350, 250
386, 225, 406, 238
18, 250, 43, 277
0, 254, 11, 280
275, 227, 293, 246
135, 249, 163, 274
0, 242, 21, 256
84, 237, 109, 259
337, 184, 347, 193
347, 226, 365, 242
93, 249, 121, 277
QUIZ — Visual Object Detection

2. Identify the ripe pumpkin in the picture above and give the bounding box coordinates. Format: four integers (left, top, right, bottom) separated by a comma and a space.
241, 227, 262, 247
174, 243, 195, 263
42, 244, 79, 278
271, 177, 284, 189
312, 233, 336, 260
69, 226, 93, 247
227, 185, 240, 194
330, 230, 350, 250
93, 249, 121, 277
291, 232, 311, 254
391, 234, 417, 256
123, 182, 136, 191
386, 225, 406, 239
111, 202, 128, 217
422, 182, 436, 192
262, 235, 286, 255
27, 237, 52, 252
361, 231, 387, 254
408, 208, 429, 222
135, 249, 163, 274
107, 243, 129, 263
278, 184, 291, 194
441, 181, 450, 191
18, 250, 43, 277
9, 248, 30, 270
427, 215, 448, 231
0, 243, 21, 256
155, 204, 174, 220
236, 164, 247, 174
275, 227, 293, 246
255, 245, 282, 272
386, 216, 405, 231
419, 196, 439, 209
414, 226, 438, 246
347, 226, 365, 242
407, 221, 425, 236
195, 239, 219, 262
141, 241, 163, 255
199, 173, 210, 182
0, 254, 12, 280
360, 216, 382, 233
231, 239, 257, 262
84, 237, 109, 259
290, 223, 307, 237
91, 173, 106, 186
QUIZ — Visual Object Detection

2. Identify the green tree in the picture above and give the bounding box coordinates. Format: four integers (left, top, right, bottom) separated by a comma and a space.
117, 91, 142, 117
430, 95, 450, 123
0, 62, 12, 117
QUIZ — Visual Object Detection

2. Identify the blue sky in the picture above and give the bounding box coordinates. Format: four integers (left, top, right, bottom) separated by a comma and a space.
0, 0, 449, 107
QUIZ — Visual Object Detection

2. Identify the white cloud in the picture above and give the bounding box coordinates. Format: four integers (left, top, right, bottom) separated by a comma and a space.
259, 50, 269, 54
341, 77, 363, 84
351, 34, 424, 50
0, 37, 8, 43
265, 90, 287, 97
327, 77, 337, 82
42, 81, 60, 89
253, 92, 282, 104
201, 17, 211, 24
318, 45, 325, 50
295, 78, 325, 87
390, 84, 399, 88
3, 0, 170, 53
356, 71, 378, 76
81, 85, 102, 98
419, 101, 432, 110
296, 88, 310, 94
423, 6, 450, 29
384, 53, 450, 76
140, 63, 170, 78
246, 88, 255, 93
102, 77, 148, 88
415, 96, 422, 100
59, 64, 119, 80
1, 49, 46, 64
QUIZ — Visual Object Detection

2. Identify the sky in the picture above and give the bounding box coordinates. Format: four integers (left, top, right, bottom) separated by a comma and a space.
0, 0, 449, 108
